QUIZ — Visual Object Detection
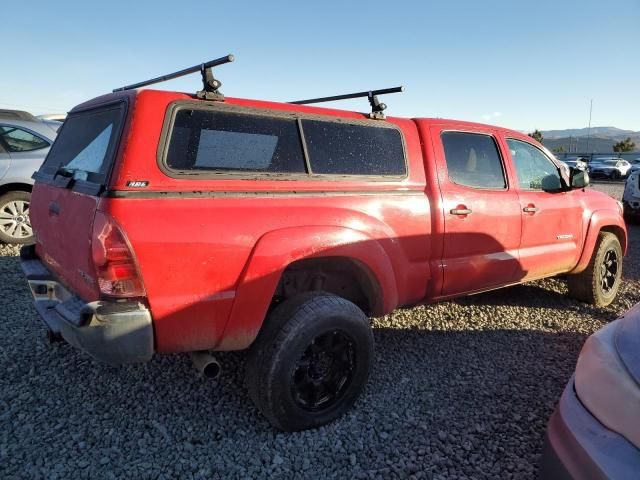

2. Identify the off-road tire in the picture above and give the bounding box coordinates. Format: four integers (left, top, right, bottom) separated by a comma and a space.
0, 191, 33, 244
245, 292, 374, 431
567, 232, 622, 307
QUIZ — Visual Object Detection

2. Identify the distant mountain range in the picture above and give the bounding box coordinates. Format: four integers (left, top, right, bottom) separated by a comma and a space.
539, 126, 640, 153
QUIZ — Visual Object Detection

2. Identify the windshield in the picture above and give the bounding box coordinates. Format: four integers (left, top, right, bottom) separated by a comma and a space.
39, 103, 126, 184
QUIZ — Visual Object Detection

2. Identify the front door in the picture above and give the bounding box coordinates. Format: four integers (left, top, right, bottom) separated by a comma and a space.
433, 128, 523, 297
505, 137, 583, 279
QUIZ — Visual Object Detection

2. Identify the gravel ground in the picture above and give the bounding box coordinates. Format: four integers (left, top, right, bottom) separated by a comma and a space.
1, 181, 638, 480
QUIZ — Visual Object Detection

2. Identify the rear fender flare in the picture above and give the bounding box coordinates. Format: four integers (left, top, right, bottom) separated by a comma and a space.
216, 226, 397, 351
571, 209, 627, 274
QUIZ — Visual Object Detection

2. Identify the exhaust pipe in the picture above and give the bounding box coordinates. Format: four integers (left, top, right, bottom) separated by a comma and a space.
190, 351, 221, 379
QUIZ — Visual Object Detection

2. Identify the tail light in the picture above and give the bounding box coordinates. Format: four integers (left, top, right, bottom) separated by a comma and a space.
91, 211, 145, 298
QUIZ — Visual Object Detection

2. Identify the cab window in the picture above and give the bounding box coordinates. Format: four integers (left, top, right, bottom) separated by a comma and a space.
507, 139, 561, 191
441, 131, 506, 189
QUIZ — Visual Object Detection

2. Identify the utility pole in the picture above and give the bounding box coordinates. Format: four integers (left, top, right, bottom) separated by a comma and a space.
585, 99, 593, 154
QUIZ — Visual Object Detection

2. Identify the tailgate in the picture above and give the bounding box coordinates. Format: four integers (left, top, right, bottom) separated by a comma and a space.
30, 100, 128, 301
31, 185, 100, 300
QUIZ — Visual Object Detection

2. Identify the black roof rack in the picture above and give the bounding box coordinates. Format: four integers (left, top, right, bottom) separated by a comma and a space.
0, 109, 37, 122
113, 54, 235, 101
290, 86, 404, 119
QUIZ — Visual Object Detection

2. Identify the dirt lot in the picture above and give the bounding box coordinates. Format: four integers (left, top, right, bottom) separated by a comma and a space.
1, 181, 638, 480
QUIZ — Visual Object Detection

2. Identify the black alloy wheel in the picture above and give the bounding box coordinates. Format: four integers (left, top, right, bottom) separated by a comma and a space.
292, 329, 355, 411
599, 248, 619, 294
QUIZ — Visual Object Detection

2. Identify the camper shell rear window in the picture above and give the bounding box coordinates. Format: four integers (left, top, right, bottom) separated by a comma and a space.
160, 103, 407, 179
37, 101, 127, 191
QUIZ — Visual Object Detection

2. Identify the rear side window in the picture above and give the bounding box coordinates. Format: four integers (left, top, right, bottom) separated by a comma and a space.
302, 119, 405, 176
40, 103, 126, 183
441, 131, 506, 189
165, 109, 306, 173
0, 126, 49, 152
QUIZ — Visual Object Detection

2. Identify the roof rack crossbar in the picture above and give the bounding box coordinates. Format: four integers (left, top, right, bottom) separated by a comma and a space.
112, 54, 235, 101
290, 86, 404, 119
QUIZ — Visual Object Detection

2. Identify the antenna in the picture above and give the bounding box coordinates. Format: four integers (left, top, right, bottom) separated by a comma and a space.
113, 54, 235, 101
290, 86, 404, 119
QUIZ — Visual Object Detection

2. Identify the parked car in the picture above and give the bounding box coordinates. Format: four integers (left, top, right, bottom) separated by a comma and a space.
588, 157, 632, 179
629, 158, 640, 173
19, 59, 627, 431
37, 113, 66, 124
0, 110, 58, 244
540, 302, 640, 479
623, 169, 640, 223
562, 157, 588, 171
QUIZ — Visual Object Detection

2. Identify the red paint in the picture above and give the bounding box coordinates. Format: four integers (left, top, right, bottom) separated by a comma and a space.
30, 89, 627, 354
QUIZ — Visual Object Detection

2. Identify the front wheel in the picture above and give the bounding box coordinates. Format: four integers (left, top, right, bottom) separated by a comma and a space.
0, 191, 33, 244
245, 292, 374, 431
567, 232, 622, 307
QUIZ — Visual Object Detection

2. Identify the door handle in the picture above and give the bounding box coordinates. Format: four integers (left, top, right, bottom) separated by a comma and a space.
450, 207, 472, 216
523, 205, 539, 213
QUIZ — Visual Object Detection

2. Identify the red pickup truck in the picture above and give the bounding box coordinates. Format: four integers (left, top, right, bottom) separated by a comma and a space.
21, 60, 626, 431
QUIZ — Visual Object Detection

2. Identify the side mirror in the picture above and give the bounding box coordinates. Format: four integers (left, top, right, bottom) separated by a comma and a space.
570, 167, 589, 189
541, 174, 563, 191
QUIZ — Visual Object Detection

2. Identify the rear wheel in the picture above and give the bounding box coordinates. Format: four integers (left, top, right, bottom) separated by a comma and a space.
567, 232, 622, 307
0, 191, 33, 244
245, 292, 374, 431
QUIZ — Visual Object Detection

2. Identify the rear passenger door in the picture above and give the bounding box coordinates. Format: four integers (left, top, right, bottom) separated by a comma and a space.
432, 128, 522, 297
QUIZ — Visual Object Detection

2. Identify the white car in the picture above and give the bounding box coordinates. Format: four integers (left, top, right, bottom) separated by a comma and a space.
588, 158, 632, 179
623, 169, 640, 223
562, 157, 589, 171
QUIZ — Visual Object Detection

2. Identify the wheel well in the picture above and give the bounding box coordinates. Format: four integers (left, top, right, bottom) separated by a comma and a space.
0, 183, 32, 197
274, 257, 382, 316
601, 225, 627, 253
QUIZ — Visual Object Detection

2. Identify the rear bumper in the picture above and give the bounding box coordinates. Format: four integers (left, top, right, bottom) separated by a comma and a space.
539, 377, 640, 479
20, 247, 154, 365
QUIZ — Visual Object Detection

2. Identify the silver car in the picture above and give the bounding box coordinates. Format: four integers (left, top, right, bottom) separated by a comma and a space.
540, 302, 640, 478
0, 110, 59, 244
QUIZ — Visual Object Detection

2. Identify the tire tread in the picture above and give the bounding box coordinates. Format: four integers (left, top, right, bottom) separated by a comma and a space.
567, 231, 622, 307
245, 292, 373, 431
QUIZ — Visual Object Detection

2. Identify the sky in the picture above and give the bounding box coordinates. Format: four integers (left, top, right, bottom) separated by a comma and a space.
2, 0, 639, 132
